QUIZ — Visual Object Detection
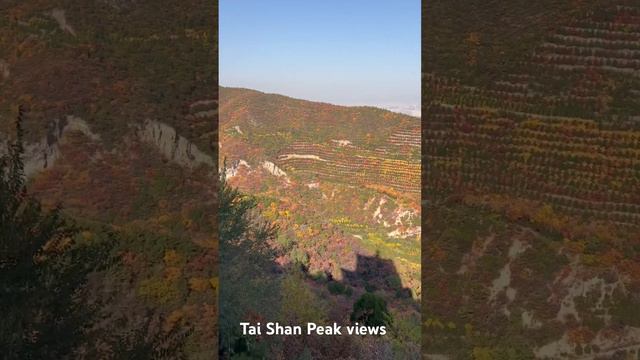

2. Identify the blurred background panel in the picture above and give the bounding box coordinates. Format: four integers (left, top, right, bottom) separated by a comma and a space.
0, 1, 218, 358
423, 0, 640, 358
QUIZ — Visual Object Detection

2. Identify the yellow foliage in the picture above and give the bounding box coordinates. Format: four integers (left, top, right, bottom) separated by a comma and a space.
43, 236, 73, 254
138, 277, 180, 305
582, 254, 598, 266
209, 277, 219, 295
189, 277, 210, 292
331, 217, 351, 225
533, 204, 564, 230
263, 202, 279, 220
164, 250, 183, 267
464, 323, 473, 336
163, 309, 184, 332
473, 347, 493, 360
164, 266, 182, 281
365, 184, 400, 198
158, 214, 171, 224
185, 28, 209, 41
425, 318, 445, 329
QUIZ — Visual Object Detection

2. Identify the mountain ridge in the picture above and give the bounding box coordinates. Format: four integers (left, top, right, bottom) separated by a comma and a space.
220, 86, 421, 119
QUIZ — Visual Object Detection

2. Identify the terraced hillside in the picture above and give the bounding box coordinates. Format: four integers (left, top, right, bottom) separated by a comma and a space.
1, 1, 217, 358
277, 141, 420, 194
426, 2, 640, 224
220, 87, 421, 357
221, 87, 420, 189
424, 1, 640, 359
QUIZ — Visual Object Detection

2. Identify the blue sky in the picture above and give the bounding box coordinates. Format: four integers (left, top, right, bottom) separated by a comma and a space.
220, 0, 420, 113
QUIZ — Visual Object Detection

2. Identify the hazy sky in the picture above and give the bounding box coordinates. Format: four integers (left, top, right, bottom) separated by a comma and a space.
220, 0, 420, 112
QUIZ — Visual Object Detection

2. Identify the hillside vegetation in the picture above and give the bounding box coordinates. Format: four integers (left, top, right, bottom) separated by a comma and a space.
1, 1, 218, 358
424, 1, 640, 359
220, 87, 421, 358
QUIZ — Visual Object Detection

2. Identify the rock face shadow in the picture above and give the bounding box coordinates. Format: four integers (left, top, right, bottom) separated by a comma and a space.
340, 253, 415, 300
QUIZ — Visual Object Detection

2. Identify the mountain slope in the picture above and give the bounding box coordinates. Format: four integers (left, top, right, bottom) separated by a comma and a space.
424, 1, 640, 359
220, 86, 421, 289
1, 1, 218, 358
220, 87, 421, 358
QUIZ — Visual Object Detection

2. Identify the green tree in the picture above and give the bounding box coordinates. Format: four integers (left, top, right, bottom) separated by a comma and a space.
0, 107, 112, 358
350, 292, 393, 328
281, 266, 327, 325
218, 166, 280, 358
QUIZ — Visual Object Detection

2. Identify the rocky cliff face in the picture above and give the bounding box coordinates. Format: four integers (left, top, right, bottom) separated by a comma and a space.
137, 119, 214, 170
1, 116, 98, 178
2, 117, 213, 178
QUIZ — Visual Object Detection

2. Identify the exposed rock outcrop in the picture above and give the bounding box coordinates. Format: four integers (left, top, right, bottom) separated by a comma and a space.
137, 119, 214, 169
1, 116, 99, 178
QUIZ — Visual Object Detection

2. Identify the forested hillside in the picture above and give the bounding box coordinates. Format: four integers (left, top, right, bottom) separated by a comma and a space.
424, 1, 640, 359
1, 1, 217, 358
219, 87, 421, 358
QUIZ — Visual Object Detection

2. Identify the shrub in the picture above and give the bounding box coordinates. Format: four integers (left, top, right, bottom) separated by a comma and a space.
327, 281, 352, 296
350, 293, 392, 328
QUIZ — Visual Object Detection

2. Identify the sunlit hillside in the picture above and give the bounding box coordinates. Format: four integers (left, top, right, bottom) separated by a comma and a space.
220, 86, 422, 358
